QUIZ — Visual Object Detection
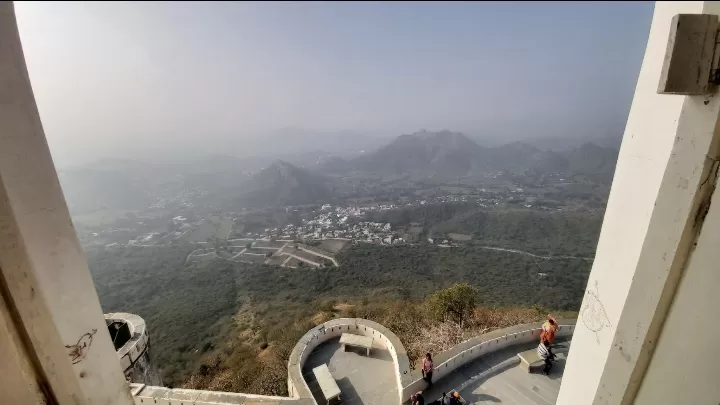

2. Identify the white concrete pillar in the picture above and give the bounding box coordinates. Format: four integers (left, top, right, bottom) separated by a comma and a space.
557, 2, 720, 404
0, 2, 133, 404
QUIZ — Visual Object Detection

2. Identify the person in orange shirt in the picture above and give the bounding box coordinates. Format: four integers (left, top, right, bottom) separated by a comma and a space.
540, 314, 558, 346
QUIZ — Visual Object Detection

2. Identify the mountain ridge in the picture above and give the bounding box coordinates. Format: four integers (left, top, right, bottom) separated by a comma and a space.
319, 130, 619, 179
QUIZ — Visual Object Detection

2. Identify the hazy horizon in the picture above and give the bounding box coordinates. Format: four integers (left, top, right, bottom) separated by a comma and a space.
15, 2, 653, 168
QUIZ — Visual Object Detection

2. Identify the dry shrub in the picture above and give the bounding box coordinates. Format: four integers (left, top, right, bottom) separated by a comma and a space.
182, 297, 578, 396
405, 320, 463, 369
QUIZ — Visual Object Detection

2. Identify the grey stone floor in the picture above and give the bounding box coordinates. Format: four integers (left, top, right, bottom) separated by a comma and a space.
302, 338, 398, 405
415, 340, 570, 405
303, 338, 569, 405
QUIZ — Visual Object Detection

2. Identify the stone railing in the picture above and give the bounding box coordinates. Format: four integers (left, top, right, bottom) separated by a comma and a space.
129, 317, 576, 405
401, 319, 577, 399
105, 312, 163, 386
287, 318, 413, 405
129, 384, 312, 405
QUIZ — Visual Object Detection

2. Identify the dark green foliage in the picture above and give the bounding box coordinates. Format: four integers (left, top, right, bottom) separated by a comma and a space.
428, 283, 478, 325
433, 209, 602, 256
87, 244, 238, 386
234, 243, 590, 314
365, 205, 603, 257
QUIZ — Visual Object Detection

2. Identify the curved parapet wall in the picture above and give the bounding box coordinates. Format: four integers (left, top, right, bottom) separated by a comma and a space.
287, 318, 413, 404
402, 319, 577, 399
129, 316, 577, 405
105, 312, 163, 386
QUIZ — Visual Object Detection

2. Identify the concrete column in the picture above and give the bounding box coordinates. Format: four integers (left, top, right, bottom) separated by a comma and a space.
557, 2, 720, 404
0, 2, 133, 404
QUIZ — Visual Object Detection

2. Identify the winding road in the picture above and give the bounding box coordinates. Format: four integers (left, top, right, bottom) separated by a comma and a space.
439, 244, 594, 261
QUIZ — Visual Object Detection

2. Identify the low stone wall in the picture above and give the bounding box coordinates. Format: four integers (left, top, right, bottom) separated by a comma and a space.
287, 318, 413, 405
128, 317, 576, 405
129, 384, 313, 405
105, 312, 163, 386
401, 319, 577, 400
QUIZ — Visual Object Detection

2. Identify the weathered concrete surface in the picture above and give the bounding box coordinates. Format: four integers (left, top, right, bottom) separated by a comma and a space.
303, 338, 398, 405
0, 2, 132, 404
106, 312, 163, 386
288, 318, 412, 403
413, 339, 570, 405
558, 2, 720, 404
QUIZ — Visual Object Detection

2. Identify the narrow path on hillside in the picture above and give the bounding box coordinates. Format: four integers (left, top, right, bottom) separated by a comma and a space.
438, 244, 594, 261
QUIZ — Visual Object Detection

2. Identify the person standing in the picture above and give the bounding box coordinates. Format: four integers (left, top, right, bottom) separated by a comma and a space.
540, 314, 558, 346
537, 339, 556, 376
422, 352, 434, 389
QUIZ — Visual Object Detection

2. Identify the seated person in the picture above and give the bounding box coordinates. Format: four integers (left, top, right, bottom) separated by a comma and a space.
411, 391, 425, 405
441, 391, 465, 405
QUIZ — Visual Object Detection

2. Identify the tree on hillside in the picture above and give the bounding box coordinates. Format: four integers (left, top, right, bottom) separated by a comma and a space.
245, 242, 252, 249
428, 283, 478, 326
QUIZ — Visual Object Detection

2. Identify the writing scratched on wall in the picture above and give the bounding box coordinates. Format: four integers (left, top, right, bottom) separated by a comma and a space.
65, 329, 98, 364
581, 281, 611, 344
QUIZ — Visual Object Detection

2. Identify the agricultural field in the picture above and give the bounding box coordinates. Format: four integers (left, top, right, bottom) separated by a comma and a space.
277, 247, 322, 265
180, 216, 234, 243
252, 240, 287, 249
234, 253, 268, 264
266, 255, 287, 266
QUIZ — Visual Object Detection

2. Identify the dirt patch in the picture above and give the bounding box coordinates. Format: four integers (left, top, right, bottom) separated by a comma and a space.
333, 303, 355, 313
310, 311, 334, 325
258, 345, 274, 362
448, 232, 472, 241
318, 239, 347, 253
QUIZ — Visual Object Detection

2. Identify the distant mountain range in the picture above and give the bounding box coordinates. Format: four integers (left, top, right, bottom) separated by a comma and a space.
319, 130, 619, 179
58, 130, 620, 213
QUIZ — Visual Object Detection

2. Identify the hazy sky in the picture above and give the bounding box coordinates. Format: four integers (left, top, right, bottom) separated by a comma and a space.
15, 1, 654, 167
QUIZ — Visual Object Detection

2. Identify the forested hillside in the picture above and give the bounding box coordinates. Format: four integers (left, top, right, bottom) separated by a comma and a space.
88, 245, 238, 384
363, 205, 604, 256
88, 236, 590, 391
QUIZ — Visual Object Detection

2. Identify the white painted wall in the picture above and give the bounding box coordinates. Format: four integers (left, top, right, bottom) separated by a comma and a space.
0, 3, 133, 404
558, 2, 720, 404
633, 168, 720, 404
0, 288, 45, 404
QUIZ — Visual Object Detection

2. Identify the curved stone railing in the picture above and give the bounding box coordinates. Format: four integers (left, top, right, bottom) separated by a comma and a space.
129, 317, 576, 405
105, 312, 162, 386
287, 318, 413, 404
401, 319, 577, 399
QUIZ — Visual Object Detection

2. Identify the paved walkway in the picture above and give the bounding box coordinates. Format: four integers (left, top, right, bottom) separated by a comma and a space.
416, 340, 570, 405
302, 337, 569, 405
302, 337, 398, 405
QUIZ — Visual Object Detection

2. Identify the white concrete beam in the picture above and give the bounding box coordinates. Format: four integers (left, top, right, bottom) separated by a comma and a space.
0, 2, 133, 404
557, 2, 720, 404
